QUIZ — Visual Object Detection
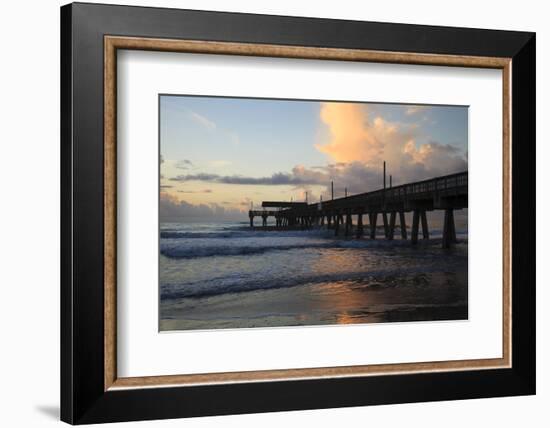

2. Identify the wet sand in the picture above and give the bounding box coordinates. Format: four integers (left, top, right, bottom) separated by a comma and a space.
160, 260, 468, 331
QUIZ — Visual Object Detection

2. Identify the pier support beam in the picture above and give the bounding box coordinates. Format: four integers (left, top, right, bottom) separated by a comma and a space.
421, 210, 429, 239
388, 212, 396, 240
334, 213, 341, 236
356, 213, 364, 238
382, 212, 389, 238
345, 212, 352, 236
369, 212, 378, 239
327, 214, 332, 229
411, 210, 420, 244
442, 208, 457, 248
249, 215, 254, 228
262, 214, 268, 228
399, 211, 407, 240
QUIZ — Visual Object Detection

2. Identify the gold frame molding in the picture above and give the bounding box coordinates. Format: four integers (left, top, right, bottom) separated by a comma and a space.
104, 35, 512, 391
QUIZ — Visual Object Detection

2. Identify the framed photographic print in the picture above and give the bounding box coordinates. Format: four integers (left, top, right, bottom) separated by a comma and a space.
61, 2, 535, 424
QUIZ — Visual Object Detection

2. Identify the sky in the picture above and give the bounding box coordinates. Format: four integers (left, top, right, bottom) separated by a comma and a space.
160, 95, 468, 222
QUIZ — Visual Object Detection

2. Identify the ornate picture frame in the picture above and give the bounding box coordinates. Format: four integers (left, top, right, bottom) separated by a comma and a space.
61, 2, 535, 424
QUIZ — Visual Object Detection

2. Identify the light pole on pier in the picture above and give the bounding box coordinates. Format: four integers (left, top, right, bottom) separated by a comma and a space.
383, 161, 386, 191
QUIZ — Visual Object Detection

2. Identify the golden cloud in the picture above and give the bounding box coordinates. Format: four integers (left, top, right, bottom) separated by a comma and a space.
316, 102, 466, 184
316, 102, 385, 165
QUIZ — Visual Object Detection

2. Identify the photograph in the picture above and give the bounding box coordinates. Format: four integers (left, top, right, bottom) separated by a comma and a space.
159, 95, 469, 331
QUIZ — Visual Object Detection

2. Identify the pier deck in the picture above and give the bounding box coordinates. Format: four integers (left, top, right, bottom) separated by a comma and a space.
248, 171, 467, 248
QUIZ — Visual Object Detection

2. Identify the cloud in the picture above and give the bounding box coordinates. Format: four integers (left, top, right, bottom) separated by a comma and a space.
175, 159, 194, 170
169, 170, 325, 186
166, 161, 378, 198
403, 140, 466, 175
316, 102, 385, 166
167, 151, 464, 197
177, 189, 213, 194
189, 111, 216, 130
239, 197, 253, 208
160, 192, 243, 222
315, 102, 466, 187
285, 162, 382, 199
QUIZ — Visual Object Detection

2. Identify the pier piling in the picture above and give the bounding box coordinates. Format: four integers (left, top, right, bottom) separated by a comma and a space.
399, 211, 407, 240
370, 212, 378, 239
382, 212, 389, 238
421, 210, 429, 239
247, 171, 467, 249
345, 212, 352, 236
442, 208, 457, 248
388, 212, 396, 240
411, 210, 420, 244
356, 213, 364, 238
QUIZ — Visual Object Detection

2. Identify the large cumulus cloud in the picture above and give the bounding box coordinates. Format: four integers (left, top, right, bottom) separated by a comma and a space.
315, 102, 467, 186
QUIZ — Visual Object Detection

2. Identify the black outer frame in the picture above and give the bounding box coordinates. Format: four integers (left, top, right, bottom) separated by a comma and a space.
60, 2, 535, 424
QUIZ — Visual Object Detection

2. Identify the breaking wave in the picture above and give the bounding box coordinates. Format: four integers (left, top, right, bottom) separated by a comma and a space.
160, 267, 430, 299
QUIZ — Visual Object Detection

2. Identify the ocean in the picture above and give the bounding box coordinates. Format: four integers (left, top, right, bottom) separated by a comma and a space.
159, 221, 468, 331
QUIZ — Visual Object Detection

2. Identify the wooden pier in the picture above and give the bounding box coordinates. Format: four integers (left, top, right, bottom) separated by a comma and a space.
248, 171, 467, 248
